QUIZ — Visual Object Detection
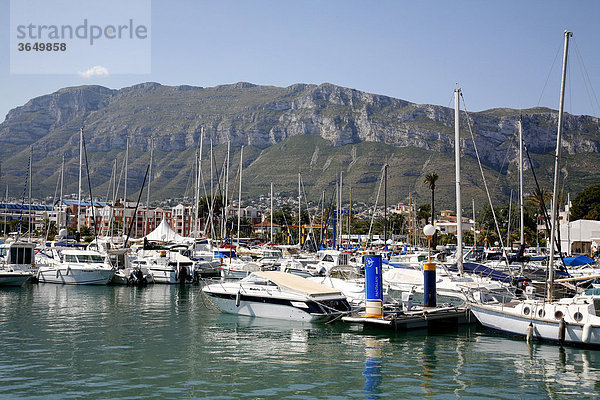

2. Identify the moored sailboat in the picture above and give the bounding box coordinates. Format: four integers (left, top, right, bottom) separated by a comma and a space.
468, 31, 600, 347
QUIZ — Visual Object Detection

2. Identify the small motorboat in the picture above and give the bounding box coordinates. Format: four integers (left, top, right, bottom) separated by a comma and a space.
0, 242, 36, 286
202, 270, 352, 322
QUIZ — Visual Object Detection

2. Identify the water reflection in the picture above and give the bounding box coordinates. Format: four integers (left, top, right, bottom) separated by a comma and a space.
2, 285, 600, 399
363, 336, 383, 399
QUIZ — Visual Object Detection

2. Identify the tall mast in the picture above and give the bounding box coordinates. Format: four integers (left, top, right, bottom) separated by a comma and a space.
123, 135, 129, 236
548, 30, 572, 302
349, 184, 352, 239
210, 139, 214, 239
567, 192, 571, 256
193, 149, 199, 239
198, 129, 204, 236
224, 140, 230, 240
454, 88, 463, 274
78, 127, 83, 233
518, 119, 525, 246
59, 155, 65, 230
472, 198, 476, 249
237, 146, 243, 249
3, 185, 7, 240
145, 137, 153, 236
384, 165, 387, 250
28, 146, 32, 241
298, 172, 302, 247
339, 171, 343, 244
270, 182, 274, 244
507, 189, 513, 249
321, 190, 325, 245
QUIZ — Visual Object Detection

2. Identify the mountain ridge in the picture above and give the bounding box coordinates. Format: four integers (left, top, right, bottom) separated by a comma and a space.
0, 82, 598, 207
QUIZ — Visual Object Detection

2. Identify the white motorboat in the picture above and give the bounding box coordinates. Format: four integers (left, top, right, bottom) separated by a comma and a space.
214, 248, 262, 279
36, 247, 115, 285
137, 249, 194, 284
202, 270, 352, 322
0, 242, 36, 286
107, 248, 153, 285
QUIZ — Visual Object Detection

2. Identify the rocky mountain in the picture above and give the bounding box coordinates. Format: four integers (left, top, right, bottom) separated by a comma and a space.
0, 82, 599, 208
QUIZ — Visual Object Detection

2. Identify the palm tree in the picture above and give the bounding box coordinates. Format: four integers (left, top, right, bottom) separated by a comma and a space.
424, 172, 439, 225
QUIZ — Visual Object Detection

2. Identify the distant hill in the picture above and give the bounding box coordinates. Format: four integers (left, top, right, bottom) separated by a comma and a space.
0, 82, 599, 209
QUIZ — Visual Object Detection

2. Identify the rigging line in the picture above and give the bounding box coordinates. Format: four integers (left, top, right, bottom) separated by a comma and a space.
523, 144, 566, 272
538, 39, 563, 155
460, 93, 511, 268
490, 128, 518, 197
16, 151, 30, 241
105, 159, 113, 203
183, 153, 195, 202
300, 175, 317, 251
46, 165, 61, 242
367, 165, 385, 241
537, 39, 563, 108
108, 155, 125, 239
573, 38, 600, 117
124, 164, 150, 247
82, 132, 98, 241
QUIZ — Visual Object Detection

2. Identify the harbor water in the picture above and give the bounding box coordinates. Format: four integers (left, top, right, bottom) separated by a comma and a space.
1, 284, 600, 399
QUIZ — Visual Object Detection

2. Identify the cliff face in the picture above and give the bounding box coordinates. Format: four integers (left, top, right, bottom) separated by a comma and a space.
0, 82, 598, 202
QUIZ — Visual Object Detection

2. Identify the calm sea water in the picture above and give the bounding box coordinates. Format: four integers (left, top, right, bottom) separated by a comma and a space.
1, 283, 600, 399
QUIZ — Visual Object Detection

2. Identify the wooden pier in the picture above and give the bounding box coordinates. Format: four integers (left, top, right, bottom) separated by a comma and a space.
342, 305, 471, 330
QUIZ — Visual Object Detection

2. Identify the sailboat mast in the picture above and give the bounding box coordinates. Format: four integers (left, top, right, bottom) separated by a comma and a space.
548, 30, 572, 302
454, 88, 463, 274
210, 140, 214, 239
123, 135, 129, 236
28, 146, 32, 241
3, 185, 7, 240
224, 140, 230, 240
270, 182, 274, 243
472, 198, 476, 249
298, 172, 301, 247
384, 165, 387, 250
146, 137, 153, 236
237, 146, 243, 249
59, 155, 64, 230
78, 127, 83, 233
519, 119, 525, 246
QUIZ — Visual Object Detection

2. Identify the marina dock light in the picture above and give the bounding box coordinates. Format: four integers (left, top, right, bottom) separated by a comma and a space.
423, 224, 437, 307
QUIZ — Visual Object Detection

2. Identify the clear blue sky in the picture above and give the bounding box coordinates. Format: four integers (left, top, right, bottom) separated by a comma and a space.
1, 0, 599, 120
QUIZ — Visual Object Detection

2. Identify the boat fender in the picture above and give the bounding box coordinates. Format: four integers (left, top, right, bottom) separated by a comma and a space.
235, 291, 241, 307
66, 267, 70, 276
56, 269, 60, 278
526, 322, 534, 343
558, 318, 566, 343
582, 323, 592, 343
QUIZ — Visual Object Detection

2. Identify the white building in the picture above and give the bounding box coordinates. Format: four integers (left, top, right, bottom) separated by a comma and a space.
559, 219, 600, 256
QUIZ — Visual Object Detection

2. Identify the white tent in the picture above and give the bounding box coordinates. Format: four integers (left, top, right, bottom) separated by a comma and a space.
144, 217, 186, 243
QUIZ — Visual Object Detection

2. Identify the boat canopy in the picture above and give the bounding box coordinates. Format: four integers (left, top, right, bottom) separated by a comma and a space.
563, 255, 595, 266
253, 271, 343, 296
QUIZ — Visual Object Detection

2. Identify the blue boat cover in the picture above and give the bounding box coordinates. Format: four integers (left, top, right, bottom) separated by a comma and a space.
563, 256, 595, 266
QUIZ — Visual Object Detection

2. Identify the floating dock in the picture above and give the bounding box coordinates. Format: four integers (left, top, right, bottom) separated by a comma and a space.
342, 305, 471, 330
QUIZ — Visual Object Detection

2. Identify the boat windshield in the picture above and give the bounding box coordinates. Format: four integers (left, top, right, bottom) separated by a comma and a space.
66, 254, 105, 263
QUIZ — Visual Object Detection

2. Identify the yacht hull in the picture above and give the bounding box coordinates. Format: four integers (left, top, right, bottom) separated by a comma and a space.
205, 292, 335, 322
470, 303, 600, 347
150, 267, 192, 284
0, 272, 33, 286
37, 267, 114, 285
